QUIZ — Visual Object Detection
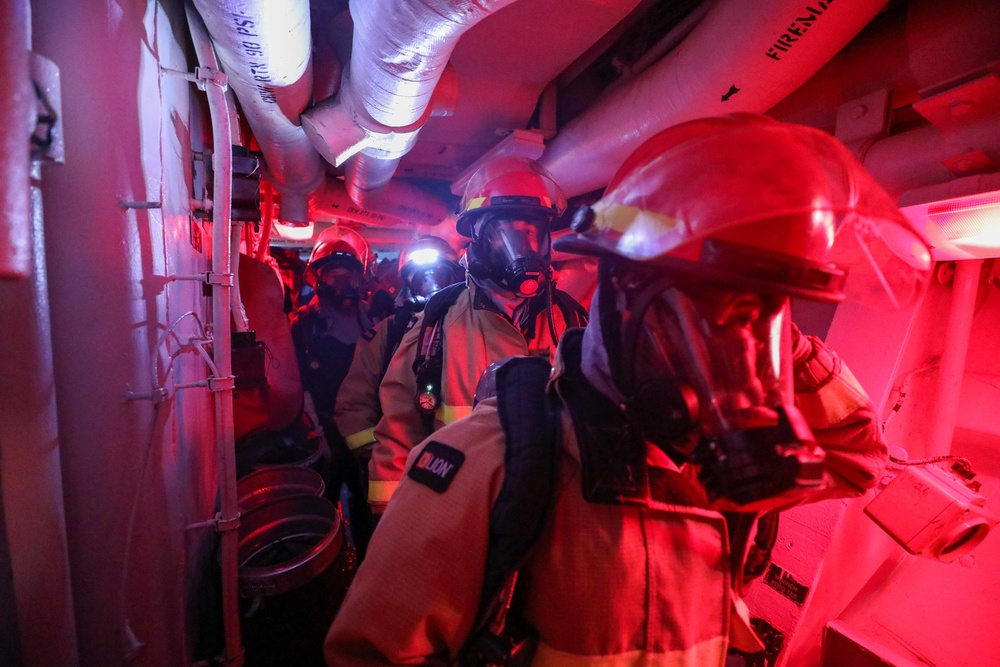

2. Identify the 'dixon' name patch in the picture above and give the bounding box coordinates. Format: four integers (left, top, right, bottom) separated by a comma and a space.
407, 440, 465, 493
361, 327, 378, 342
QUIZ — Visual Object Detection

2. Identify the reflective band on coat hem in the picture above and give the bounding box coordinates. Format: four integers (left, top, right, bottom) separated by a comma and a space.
532, 637, 728, 667
368, 480, 398, 504
345, 427, 376, 451
437, 404, 473, 424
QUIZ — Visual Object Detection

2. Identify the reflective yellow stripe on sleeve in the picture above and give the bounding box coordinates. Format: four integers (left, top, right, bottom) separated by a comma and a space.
345, 427, 376, 451
368, 480, 398, 504
437, 404, 473, 425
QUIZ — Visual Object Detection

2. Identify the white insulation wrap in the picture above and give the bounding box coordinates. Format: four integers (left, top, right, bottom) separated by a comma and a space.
350, 0, 521, 128
192, 0, 323, 223
541, 0, 889, 197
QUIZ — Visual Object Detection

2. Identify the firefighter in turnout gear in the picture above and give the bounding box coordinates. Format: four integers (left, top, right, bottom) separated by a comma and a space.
334, 236, 465, 554
291, 226, 374, 535
366, 157, 588, 514
325, 115, 933, 666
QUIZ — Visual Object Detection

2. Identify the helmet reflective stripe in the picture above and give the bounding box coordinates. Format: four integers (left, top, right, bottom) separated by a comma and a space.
464, 196, 488, 211
591, 203, 684, 253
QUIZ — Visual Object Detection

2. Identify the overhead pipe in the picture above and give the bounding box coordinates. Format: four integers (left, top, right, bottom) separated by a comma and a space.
604, 0, 716, 95
859, 115, 1000, 201
346, 0, 519, 127
311, 164, 452, 229
0, 0, 31, 278
926, 259, 982, 458
192, 0, 323, 225
342, 152, 452, 225
771, 0, 1000, 134
186, 6, 244, 666
765, 0, 1000, 201
303, 0, 518, 219
541, 0, 891, 197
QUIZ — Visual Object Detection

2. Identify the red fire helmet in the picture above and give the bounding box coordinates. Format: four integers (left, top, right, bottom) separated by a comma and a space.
304, 225, 371, 288
555, 114, 933, 308
456, 156, 568, 237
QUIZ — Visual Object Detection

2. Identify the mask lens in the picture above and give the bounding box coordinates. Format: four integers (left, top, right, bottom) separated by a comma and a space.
475, 215, 551, 296
479, 217, 543, 256
645, 289, 791, 435
317, 266, 359, 304
411, 266, 458, 300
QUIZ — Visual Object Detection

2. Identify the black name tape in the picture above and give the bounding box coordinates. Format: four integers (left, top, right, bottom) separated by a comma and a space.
407, 440, 465, 493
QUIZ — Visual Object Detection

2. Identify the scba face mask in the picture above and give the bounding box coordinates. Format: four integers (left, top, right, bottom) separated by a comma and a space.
409, 265, 462, 305
316, 264, 361, 307
470, 215, 551, 298
624, 281, 825, 504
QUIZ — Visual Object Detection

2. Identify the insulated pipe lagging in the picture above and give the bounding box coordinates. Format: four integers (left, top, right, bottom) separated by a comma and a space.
312, 177, 450, 228
345, 153, 401, 198
336, 0, 519, 220
860, 116, 1000, 200
343, 153, 452, 225
349, 0, 521, 128
192, 0, 322, 223
541, 0, 890, 197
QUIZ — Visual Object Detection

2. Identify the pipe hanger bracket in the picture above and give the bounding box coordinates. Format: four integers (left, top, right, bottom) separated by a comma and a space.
206, 375, 236, 392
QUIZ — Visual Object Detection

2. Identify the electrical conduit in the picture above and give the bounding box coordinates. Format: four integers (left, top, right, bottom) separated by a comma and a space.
185, 6, 243, 665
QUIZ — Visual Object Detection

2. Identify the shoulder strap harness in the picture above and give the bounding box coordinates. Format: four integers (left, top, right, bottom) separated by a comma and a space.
460, 356, 558, 667
411, 282, 468, 423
